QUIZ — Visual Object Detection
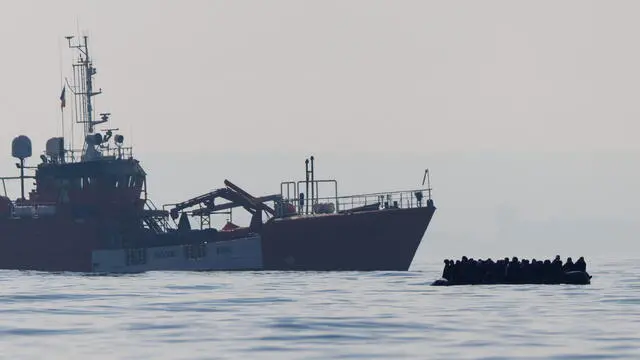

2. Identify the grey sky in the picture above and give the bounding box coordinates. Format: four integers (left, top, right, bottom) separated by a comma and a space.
0, 1, 638, 263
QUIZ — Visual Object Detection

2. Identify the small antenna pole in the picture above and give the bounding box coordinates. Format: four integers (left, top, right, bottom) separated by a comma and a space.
310, 155, 315, 212
59, 80, 67, 161
85, 36, 94, 133
19, 159, 25, 200
60, 93, 64, 140
58, 37, 64, 140
422, 168, 431, 200
305, 158, 310, 215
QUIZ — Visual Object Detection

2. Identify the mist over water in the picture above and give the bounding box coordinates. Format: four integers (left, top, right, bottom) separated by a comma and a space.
0, 256, 638, 359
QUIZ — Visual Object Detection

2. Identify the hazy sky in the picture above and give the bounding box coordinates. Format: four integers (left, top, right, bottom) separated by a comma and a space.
0, 1, 639, 263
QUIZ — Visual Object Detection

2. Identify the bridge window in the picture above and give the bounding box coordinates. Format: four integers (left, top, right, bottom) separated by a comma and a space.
115, 176, 129, 189
113, 175, 137, 189
79, 177, 98, 190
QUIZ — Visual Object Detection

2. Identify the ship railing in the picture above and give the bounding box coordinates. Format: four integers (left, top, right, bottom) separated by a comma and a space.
0, 178, 59, 217
278, 187, 433, 216
48, 146, 135, 163
0, 176, 36, 199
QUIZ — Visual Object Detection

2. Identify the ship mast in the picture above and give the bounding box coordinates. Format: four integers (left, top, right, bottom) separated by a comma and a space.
65, 35, 109, 160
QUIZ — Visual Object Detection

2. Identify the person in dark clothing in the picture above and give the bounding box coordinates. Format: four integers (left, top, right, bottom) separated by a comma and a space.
506, 257, 520, 284
453, 260, 462, 283
520, 259, 532, 283
483, 258, 496, 284
442, 259, 453, 280
575, 257, 587, 272
531, 259, 543, 283
550, 256, 564, 283
563, 257, 574, 272
541, 259, 552, 283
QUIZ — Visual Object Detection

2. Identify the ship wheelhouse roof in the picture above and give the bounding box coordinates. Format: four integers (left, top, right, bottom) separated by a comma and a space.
36, 158, 146, 180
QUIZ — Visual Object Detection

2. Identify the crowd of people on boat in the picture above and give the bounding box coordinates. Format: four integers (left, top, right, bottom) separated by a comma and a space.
438, 256, 589, 285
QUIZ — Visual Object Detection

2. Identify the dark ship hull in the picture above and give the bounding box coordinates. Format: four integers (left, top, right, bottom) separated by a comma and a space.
0, 204, 435, 273
0, 35, 437, 274
262, 206, 435, 271
0, 216, 101, 272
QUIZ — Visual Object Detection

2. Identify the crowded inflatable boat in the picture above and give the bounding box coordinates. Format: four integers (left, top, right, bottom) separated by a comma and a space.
431, 256, 591, 286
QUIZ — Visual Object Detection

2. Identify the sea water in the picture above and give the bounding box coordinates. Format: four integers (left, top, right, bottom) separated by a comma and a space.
0, 256, 638, 359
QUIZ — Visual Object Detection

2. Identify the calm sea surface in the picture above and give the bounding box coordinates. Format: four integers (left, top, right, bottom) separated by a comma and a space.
0, 257, 638, 359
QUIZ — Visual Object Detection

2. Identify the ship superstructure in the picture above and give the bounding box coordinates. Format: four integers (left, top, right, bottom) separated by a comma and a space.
0, 35, 436, 273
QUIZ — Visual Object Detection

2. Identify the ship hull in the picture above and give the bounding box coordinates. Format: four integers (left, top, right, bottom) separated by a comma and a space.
0, 217, 100, 272
0, 204, 435, 273
261, 205, 436, 271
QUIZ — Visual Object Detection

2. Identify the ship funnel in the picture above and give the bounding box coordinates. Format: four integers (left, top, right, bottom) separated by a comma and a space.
11, 135, 32, 160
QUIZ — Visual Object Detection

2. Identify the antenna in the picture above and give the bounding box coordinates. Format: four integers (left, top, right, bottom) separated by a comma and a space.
422, 169, 431, 200
58, 37, 64, 140
67, 35, 102, 133
66, 34, 109, 161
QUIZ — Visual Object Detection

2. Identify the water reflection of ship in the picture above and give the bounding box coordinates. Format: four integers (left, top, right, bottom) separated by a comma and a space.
0, 35, 436, 273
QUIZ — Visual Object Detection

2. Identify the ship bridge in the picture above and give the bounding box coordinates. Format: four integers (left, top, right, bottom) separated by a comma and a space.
0, 34, 144, 216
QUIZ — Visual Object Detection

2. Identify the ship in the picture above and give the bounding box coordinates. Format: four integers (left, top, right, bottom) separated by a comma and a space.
0, 35, 436, 273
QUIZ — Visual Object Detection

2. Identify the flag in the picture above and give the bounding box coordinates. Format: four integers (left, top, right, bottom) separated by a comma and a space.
59, 86, 66, 109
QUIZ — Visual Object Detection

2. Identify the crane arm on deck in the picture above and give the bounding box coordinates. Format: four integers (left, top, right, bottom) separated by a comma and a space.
168, 181, 280, 220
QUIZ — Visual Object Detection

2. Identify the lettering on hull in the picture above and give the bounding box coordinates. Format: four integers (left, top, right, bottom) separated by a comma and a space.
91, 235, 263, 273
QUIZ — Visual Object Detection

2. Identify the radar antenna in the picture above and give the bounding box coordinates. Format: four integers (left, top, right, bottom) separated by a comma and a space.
65, 35, 109, 161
